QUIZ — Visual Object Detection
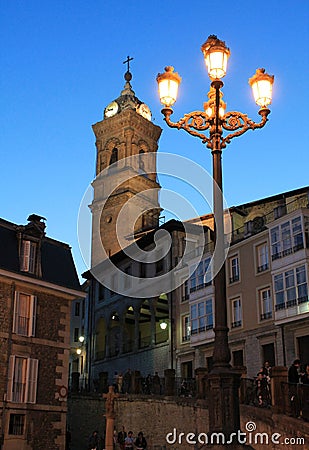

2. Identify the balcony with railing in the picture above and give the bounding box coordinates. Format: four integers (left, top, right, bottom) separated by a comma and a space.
260, 311, 272, 321
15, 316, 30, 336
257, 263, 269, 273
231, 320, 242, 329
12, 381, 26, 403
229, 275, 240, 284
271, 242, 304, 262
275, 296, 309, 322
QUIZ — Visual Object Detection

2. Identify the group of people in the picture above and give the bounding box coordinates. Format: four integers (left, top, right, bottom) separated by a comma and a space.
112, 369, 162, 395
254, 361, 272, 407
117, 427, 147, 450
87, 428, 147, 450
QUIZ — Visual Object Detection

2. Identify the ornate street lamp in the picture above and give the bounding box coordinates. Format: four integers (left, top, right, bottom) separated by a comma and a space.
157, 35, 274, 439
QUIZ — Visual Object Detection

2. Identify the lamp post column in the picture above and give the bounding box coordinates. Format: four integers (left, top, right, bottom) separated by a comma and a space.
210, 80, 230, 369
207, 81, 241, 438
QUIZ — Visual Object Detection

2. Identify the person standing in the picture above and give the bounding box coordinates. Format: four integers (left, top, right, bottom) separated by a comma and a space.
117, 426, 127, 450
88, 430, 99, 450
288, 359, 301, 417
124, 431, 134, 450
152, 372, 161, 395
288, 359, 301, 384
255, 372, 270, 407
117, 372, 123, 394
135, 431, 147, 450
123, 369, 132, 394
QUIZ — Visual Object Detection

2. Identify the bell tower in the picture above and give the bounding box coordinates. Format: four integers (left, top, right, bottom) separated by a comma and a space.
90, 63, 162, 266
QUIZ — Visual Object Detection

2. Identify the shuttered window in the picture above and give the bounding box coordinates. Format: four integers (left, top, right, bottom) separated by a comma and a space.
13, 292, 37, 337
20, 240, 37, 273
7, 356, 38, 404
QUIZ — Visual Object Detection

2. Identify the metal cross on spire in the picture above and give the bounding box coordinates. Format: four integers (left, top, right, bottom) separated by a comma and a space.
123, 55, 134, 72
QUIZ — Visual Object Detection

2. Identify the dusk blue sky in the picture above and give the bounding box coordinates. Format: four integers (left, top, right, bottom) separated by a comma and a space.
1, 1, 308, 277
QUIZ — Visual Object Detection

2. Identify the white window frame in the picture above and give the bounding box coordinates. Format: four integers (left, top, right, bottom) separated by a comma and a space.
256, 242, 269, 273
190, 298, 213, 334
259, 287, 272, 321
7, 356, 38, 404
274, 264, 308, 310
229, 255, 240, 283
189, 257, 212, 292
20, 240, 37, 273
181, 280, 189, 301
270, 216, 304, 260
231, 297, 242, 328
13, 292, 36, 337
205, 298, 214, 330
182, 315, 191, 342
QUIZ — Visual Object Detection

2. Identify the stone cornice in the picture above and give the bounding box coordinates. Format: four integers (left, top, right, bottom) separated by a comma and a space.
93, 110, 162, 142
0, 270, 86, 299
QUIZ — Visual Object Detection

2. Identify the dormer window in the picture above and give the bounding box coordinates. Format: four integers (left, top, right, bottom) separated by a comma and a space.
20, 240, 37, 273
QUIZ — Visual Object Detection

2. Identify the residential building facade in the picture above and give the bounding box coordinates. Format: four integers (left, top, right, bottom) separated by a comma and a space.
0, 214, 83, 450
175, 187, 309, 379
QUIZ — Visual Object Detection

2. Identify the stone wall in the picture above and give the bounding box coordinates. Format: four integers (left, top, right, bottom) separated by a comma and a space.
68, 395, 309, 450
0, 278, 73, 450
67, 394, 106, 450
115, 397, 208, 449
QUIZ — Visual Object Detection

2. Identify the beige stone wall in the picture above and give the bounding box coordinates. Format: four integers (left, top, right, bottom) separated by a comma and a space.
68, 395, 309, 450
115, 398, 309, 450
115, 397, 209, 449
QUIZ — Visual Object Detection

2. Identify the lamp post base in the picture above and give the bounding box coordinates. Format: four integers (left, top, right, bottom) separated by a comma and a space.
207, 368, 241, 438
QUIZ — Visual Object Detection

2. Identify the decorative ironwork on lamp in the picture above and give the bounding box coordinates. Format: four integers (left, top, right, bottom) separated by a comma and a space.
156, 35, 274, 149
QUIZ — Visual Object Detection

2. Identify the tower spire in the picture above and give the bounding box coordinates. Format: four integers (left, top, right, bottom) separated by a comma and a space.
121, 55, 135, 97
123, 55, 134, 73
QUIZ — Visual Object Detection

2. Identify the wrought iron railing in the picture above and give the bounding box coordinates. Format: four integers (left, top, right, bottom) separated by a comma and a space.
277, 382, 309, 419
175, 377, 196, 397
239, 377, 271, 408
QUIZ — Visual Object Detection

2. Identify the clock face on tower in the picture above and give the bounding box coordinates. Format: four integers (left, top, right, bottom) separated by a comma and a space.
104, 101, 119, 118
137, 103, 152, 121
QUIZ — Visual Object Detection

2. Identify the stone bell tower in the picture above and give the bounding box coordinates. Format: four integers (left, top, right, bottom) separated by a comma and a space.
90, 62, 162, 266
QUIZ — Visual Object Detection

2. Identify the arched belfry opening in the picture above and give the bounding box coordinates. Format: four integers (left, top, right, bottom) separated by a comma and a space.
109, 147, 118, 166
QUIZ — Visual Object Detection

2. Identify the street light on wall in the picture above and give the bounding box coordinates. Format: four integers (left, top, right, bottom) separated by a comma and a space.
157, 34, 274, 438
159, 319, 168, 330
